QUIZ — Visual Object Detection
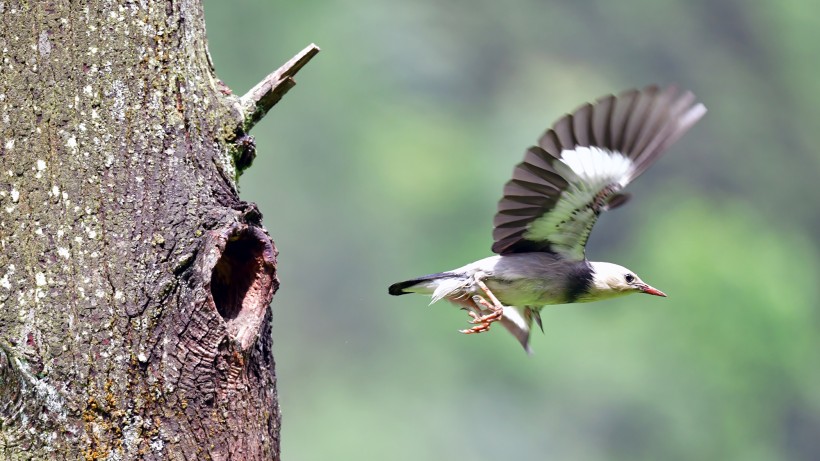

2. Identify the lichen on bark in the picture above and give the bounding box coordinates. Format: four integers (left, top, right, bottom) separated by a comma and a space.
0, 1, 308, 459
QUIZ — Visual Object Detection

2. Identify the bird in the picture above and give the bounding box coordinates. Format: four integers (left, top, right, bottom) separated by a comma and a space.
388, 85, 706, 353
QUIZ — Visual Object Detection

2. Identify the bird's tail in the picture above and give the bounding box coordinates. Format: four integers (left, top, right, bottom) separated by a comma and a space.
388, 272, 456, 296
388, 279, 420, 296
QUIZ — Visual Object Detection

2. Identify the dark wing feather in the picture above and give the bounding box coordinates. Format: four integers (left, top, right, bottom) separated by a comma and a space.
591, 95, 615, 147
492, 85, 706, 259
571, 104, 594, 147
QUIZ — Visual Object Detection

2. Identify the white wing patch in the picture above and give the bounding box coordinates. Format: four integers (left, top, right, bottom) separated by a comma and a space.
559, 146, 633, 186
523, 147, 633, 259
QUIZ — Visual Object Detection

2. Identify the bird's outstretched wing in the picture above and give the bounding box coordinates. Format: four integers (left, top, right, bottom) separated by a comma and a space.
492, 85, 706, 260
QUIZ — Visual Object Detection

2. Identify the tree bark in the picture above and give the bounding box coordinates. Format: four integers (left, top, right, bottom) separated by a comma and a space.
0, 1, 315, 459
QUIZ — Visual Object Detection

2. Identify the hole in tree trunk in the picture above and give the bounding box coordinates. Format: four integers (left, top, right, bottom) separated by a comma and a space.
209, 226, 275, 349
212, 237, 261, 320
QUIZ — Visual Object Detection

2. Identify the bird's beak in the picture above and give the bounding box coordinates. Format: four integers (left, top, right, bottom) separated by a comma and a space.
639, 283, 667, 297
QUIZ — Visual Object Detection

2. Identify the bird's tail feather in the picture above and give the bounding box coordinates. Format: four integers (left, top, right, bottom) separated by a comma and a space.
388, 272, 455, 296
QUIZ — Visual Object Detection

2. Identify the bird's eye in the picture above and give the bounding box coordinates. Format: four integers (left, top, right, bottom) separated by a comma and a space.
625, 274, 635, 283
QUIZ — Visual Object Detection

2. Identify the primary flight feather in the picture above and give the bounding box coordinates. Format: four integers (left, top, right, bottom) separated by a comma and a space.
389, 85, 706, 352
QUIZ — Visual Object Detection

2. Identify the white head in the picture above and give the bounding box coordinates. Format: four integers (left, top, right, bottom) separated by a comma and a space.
586, 262, 667, 301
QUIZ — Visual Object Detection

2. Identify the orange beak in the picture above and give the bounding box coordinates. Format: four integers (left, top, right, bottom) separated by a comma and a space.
639, 284, 667, 297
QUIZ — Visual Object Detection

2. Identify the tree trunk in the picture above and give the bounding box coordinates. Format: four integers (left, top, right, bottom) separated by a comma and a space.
0, 1, 315, 458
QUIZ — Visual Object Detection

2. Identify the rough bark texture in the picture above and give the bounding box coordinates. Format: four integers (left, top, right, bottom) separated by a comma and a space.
0, 1, 302, 459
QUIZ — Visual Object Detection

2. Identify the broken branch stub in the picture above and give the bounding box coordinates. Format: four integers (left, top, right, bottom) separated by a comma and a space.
240, 43, 320, 132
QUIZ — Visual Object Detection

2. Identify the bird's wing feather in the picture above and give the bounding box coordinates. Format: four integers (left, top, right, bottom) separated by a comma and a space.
492, 85, 706, 259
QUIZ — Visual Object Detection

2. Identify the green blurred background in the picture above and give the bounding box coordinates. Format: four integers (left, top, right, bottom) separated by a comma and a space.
202, 1, 819, 459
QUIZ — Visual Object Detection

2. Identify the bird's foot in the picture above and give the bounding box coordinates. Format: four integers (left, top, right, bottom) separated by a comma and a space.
459, 322, 491, 334
469, 295, 504, 324
459, 295, 503, 334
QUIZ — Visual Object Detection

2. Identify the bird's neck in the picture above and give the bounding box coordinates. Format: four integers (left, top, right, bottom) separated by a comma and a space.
564, 260, 594, 303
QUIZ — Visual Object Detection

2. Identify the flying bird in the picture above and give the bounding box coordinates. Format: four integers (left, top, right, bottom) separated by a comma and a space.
388, 85, 706, 352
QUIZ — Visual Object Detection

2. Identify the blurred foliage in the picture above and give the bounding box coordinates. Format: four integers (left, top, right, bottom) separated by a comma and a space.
202, 1, 820, 460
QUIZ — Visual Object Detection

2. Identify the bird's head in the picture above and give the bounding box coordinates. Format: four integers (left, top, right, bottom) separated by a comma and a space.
587, 262, 667, 300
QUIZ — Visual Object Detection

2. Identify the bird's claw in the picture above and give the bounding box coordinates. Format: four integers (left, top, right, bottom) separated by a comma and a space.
459, 323, 491, 334
460, 294, 503, 334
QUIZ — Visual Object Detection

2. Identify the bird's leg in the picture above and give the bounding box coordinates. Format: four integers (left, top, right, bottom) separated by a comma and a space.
472, 272, 505, 322
459, 272, 505, 335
